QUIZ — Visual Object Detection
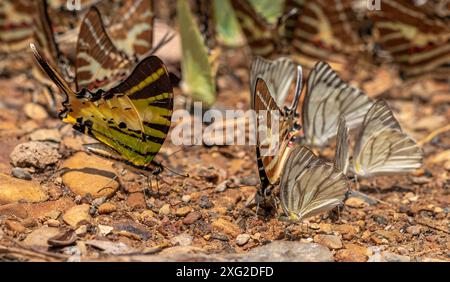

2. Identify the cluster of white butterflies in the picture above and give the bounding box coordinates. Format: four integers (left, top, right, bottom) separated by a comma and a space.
250, 57, 424, 221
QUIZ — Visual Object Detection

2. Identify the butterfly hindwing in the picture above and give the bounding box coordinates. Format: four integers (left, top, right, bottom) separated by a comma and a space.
76, 6, 132, 93
230, 0, 279, 58
352, 100, 423, 177
279, 146, 349, 221
284, 0, 363, 68
107, 0, 154, 59
254, 78, 294, 188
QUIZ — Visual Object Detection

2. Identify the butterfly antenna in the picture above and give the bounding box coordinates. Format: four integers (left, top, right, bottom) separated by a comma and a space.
289, 64, 303, 113
158, 145, 200, 178
148, 31, 176, 56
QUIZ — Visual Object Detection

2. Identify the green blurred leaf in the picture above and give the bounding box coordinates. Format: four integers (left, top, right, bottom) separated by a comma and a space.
214, 0, 243, 47
248, 0, 284, 24
178, 0, 216, 108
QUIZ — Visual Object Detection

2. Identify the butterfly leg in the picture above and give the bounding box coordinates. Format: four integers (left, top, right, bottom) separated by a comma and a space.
144, 175, 154, 209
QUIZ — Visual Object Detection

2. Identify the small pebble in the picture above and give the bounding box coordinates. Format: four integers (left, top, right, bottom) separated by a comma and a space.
98, 203, 117, 215
182, 211, 202, 225
236, 234, 251, 246
181, 195, 191, 203
159, 204, 171, 215
11, 167, 32, 180
98, 225, 114, 236
406, 225, 422, 236
175, 206, 191, 217
46, 219, 60, 228
314, 234, 343, 250
75, 225, 88, 236
345, 197, 369, 208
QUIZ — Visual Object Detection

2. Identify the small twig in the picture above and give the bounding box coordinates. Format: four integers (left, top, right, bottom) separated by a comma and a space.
415, 218, 450, 235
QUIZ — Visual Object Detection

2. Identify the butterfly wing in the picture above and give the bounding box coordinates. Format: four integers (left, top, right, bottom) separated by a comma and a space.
283, 0, 363, 68
32, 44, 173, 168
178, 0, 216, 108
250, 57, 296, 108
254, 78, 294, 189
369, 0, 450, 79
0, 0, 34, 53
335, 116, 349, 175
301, 61, 373, 147
230, 0, 279, 58
76, 6, 132, 93
280, 146, 349, 221
107, 0, 154, 59
353, 100, 423, 177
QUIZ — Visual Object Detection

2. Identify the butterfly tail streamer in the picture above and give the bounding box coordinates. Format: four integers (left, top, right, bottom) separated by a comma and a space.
30, 43, 75, 104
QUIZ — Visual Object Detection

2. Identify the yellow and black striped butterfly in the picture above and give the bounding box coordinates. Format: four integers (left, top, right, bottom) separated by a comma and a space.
335, 100, 424, 178
280, 146, 349, 221
369, 0, 450, 80
31, 43, 173, 173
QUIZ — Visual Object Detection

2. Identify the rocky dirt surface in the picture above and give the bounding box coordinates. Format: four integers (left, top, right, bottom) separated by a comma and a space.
0, 46, 449, 262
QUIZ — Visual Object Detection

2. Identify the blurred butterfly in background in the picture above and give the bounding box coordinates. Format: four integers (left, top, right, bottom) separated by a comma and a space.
229, 0, 284, 59
31, 43, 174, 177
283, 0, 366, 70
177, 0, 218, 109
368, 0, 450, 80
230, 0, 366, 72
0, 0, 35, 54
335, 100, 424, 178
279, 146, 349, 221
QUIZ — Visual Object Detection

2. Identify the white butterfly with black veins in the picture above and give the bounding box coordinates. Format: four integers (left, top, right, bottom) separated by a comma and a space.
279, 146, 349, 221
335, 100, 424, 178
301, 61, 373, 147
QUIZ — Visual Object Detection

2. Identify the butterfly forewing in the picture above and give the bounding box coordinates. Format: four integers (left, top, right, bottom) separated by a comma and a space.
352, 100, 423, 177
301, 61, 373, 147
76, 7, 132, 93
280, 146, 349, 221
250, 57, 296, 109
254, 78, 293, 188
